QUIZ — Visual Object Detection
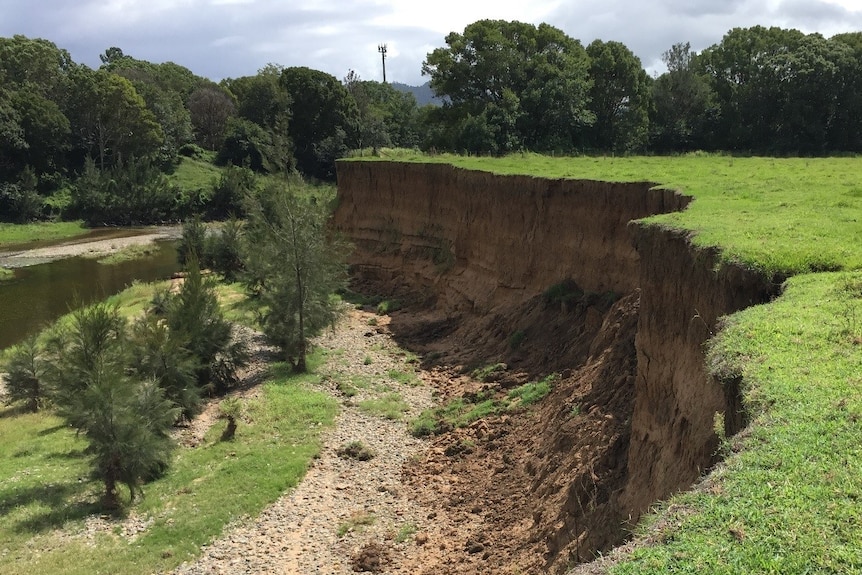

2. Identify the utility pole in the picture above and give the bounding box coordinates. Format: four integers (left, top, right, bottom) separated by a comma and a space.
378, 43, 388, 83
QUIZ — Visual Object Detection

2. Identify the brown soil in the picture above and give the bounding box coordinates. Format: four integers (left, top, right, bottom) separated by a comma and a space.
396, 292, 640, 574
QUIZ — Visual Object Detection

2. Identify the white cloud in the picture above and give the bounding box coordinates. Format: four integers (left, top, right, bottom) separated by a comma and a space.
1, 0, 861, 84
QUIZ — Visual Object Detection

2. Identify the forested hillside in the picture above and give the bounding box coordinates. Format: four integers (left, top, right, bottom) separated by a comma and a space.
2, 22, 862, 224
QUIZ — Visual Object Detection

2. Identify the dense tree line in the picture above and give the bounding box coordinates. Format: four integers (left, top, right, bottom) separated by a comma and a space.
2, 24, 862, 223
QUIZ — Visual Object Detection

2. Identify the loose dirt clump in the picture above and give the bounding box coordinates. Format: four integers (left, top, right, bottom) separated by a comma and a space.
351, 542, 391, 572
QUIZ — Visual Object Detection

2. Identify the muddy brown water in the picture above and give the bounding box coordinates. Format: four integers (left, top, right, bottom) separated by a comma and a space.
0, 234, 179, 350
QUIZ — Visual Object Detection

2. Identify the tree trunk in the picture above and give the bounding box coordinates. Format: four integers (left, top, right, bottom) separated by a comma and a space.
221, 416, 237, 441
103, 470, 119, 510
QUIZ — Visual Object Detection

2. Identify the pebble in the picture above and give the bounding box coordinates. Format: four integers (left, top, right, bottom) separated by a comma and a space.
170, 310, 435, 575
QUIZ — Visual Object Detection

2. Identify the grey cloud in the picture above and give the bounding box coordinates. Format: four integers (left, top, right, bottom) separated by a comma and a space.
2, 0, 861, 85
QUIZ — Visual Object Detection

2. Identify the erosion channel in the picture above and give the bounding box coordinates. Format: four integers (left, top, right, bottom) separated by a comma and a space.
332, 161, 778, 573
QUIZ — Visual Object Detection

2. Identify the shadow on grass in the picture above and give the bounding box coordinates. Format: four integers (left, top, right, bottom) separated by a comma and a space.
0, 403, 32, 419
45, 447, 88, 460
37, 424, 68, 437
1, 481, 102, 534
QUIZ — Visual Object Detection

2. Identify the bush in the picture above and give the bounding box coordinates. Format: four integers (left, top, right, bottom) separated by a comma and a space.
179, 143, 206, 158
2, 336, 47, 412
0, 183, 44, 223
177, 216, 208, 267
543, 279, 583, 307
208, 217, 244, 281
207, 164, 257, 220
166, 257, 247, 394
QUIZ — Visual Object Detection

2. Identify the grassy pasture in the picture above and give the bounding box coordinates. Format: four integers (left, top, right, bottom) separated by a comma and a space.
0, 221, 88, 249
348, 153, 862, 276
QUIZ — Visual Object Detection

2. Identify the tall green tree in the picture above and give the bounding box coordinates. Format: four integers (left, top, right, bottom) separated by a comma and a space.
830, 32, 862, 151
243, 181, 348, 372
221, 66, 294, 173
585, 40, 651, 152
67, 67, 164, 169
649, 42, 716, 151
0, 36, 74, 186
699, 26, 807, 150
280, 67, 359, 179
188, 85, 236, 151
423, 20, 593, 153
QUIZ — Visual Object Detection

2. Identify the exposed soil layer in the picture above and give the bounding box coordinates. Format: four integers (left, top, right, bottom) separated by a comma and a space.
333, 161, 778, 571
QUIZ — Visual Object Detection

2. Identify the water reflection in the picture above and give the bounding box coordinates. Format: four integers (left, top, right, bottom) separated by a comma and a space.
0, 241, 179, 350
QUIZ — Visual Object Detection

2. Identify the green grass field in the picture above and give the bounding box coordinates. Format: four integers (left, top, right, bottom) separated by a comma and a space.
349, 153, 862, 573
0, 221, 88, 249
167, 153, 222, 194
350, 153, 862, 276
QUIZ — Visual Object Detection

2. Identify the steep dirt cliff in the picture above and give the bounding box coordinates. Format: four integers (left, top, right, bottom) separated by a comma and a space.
333, 160, 776, 570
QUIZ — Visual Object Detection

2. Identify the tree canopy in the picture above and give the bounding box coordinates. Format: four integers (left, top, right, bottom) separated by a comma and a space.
423, 20, 593, 153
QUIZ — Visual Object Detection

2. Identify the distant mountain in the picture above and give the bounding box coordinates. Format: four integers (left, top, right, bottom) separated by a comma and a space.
390, 81, 444, 107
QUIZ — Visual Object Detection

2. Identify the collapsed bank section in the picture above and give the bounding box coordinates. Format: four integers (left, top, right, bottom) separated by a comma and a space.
333, 159, 862, 572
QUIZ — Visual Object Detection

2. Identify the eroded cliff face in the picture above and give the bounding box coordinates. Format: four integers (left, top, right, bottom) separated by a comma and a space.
333, 160, 776, 565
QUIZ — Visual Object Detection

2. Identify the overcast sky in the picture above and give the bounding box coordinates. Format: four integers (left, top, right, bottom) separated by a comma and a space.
2, 0, 862, 86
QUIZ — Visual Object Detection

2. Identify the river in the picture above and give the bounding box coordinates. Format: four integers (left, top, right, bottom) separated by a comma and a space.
0, 228, 181, 350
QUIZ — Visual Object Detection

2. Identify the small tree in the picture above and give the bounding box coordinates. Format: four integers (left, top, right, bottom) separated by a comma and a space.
128, 313, 200, 420
166, 256, 247, 393
177, 216, 207, 267
243, 180, 349, 372
45, 303, 179, 509
2, 335, 46, 412
218, 396, 242, 441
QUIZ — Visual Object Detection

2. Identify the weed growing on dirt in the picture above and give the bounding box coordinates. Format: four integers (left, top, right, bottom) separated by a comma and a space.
470, 362, 507, 382
410, 375, 557, 437
508, 330, 526, 349
359, 393, 410, 421
395, 522, 417, 543
507, 373, 557, 407
387, 368, 419, 386
337, 440, 376, 461
376, 300, 401, 315
337, 512, 376, 537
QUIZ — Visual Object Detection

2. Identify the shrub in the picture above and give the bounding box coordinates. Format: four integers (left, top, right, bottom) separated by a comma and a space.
336, 440, 376, 461
0, 182, 44, 223
376, 300, 401, 315
218, 397, 243, 441
207, 217, 244, 281
166, 257, 248, 394
2, 336, 47, 412
543, 279, 583, 306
